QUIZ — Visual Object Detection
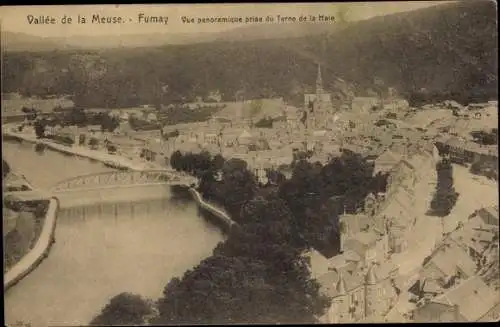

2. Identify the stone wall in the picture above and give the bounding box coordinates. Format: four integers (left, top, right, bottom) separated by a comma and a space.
188, 188, 237, 233
4, 197, 60, 291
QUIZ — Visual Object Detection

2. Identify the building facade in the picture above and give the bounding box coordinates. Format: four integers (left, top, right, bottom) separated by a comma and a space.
323, 264, 399, 323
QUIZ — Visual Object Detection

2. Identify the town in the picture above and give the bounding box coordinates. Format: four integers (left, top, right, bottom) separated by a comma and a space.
2, 1, 498, 326
3, 63, 498, 323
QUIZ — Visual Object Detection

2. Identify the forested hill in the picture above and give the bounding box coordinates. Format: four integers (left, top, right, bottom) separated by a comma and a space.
2, 1, 497, 109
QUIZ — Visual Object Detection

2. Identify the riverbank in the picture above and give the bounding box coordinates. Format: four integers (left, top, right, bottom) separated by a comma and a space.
3, 130, 149, 171
3, 130, 236, 222
4, 197, 59, 291
188, 188, 237, 232
4, 206, 39, 272
4, 129, 237, 230
3, 171, 35, 192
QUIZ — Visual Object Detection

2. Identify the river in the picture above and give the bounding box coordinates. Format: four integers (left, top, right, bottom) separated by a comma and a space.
3, 140, 225, 326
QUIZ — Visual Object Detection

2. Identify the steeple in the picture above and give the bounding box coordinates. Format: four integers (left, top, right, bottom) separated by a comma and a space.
365, 264, 377, 285
336, 270, 347, 294
316, 63, 324, 95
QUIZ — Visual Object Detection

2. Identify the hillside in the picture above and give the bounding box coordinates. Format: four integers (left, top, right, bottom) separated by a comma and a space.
213, 22, 346, 43
1, 1, 497, 110
1, 22, 344, 52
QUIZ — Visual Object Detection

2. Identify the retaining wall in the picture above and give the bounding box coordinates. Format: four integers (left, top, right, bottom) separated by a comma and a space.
4, 197, 60, 291
188, 188, 238, 232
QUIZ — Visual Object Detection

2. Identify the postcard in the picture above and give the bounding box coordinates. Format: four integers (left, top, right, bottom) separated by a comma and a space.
2, 2, 498, 325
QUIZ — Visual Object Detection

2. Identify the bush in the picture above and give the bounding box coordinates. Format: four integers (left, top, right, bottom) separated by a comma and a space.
470, 159, 498, 181
255, 117, 274, 128
55, 135, 75, 146
78, 134, 86, 146
107, 144, 117, 154
89, 137, 100, 149
48, 134, 74, 146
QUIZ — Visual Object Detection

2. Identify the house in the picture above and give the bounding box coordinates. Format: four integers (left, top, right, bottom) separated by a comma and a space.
373, 149, 403, 175
477, 302, 500, 322
339, 214, 372, 239
343, 231, 388, 265
420, 241, 477, 288
383, 98, 410, 112
351, 97, 380, 113
319, 262, 399, 323
435, 136, 499, 164
420, 278, 445, 299
236, 130, 254, 146
476, 206, 499, 227
303, 248, 331, 278
448, 217, 498, 263
411, 276, 499, 322
385, 159, 417, 197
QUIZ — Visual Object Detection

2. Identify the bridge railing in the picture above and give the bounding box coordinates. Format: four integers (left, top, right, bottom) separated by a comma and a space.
50, 169, 196, 192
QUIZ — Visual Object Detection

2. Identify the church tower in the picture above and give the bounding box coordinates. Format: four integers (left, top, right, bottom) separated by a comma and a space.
328, 270, 349, 323
364, 264, 379, 319
316, 63, 324, 95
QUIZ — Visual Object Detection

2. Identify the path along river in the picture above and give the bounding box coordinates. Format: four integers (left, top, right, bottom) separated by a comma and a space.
3, 140, 224, 326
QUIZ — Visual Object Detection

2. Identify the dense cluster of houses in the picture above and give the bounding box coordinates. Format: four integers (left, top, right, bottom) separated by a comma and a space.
435, 135, 498, 165
408, 205, 499, 322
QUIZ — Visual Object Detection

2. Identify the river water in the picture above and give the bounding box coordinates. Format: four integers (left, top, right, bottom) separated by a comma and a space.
3, 140, 224, 326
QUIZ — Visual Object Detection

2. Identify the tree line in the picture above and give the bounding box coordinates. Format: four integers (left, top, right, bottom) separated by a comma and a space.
430, 158, 459, 217
32, 108, 120, 140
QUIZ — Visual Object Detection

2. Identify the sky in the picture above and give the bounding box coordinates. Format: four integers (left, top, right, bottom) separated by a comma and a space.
0, 2, 452, 37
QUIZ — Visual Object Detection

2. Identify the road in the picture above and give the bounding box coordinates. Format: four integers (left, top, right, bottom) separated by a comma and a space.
443, 164, 498, 233
390, 163, 443, 276
391, 161, 498, 275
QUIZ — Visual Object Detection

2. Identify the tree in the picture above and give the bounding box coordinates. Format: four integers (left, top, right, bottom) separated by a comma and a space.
101, 114, 120, 132
88, 137, 100, 150
430, 159, 459, 216
255, 116, 274, 128
78, 134, 86, 146
33, 119, 46, 139
211, 154, 226, 171
215, 158, 257, 222
170, 150, 183, 170
266, 169, 286, 186
89, 292, 155, 326
155, 193, 330, 325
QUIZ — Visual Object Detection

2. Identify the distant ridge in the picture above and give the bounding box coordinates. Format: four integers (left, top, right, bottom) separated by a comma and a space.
2, 1, 497, 107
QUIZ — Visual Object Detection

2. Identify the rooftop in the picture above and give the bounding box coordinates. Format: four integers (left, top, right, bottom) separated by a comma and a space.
349, 230, 380, 247
424, 242, 477, 278
431, 276, 499, 322
339, 214, 371, 236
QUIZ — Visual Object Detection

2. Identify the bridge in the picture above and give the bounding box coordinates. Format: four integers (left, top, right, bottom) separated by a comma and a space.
50, 169, 197, 192
5, 170, 198, 208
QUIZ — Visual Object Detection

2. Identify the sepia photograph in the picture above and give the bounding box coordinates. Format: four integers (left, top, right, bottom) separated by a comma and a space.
1, 1, 498, 325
